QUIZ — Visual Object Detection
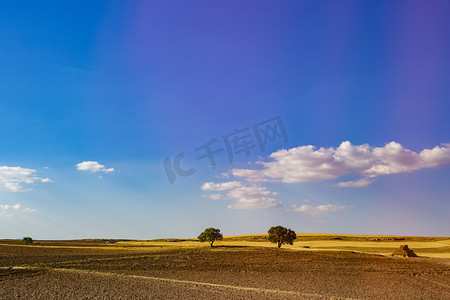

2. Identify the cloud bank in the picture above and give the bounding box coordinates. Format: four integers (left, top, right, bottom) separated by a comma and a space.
76, 161, 114, 173
201, 179, 345, 213
230, 141, 450, 186
201, 141, 450, 211
0, 166, 51, 192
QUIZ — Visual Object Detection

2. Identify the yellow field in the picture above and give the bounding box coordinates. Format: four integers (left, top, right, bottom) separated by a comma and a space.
116, 234, 450, 258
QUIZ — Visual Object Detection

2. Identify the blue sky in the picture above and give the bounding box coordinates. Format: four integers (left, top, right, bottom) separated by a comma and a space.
1, 1, 449, 239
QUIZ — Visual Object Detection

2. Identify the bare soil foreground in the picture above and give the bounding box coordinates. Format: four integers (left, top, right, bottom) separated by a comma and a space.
1, 237, 449, 299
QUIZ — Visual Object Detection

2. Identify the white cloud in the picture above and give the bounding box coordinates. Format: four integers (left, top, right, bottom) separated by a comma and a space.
229, 169, 268, 182
231, 141, 450, 184
201, 181, 242, 191
335, 178, 374, 188
76, 161, 114, 173
226, 185, 283, 210
200, 180, 347, 213
0, 204, 37, 217
0, 166, 50, 192
201, 181, 282, 210
208, 194, 223, 200
290, 204, 348, 215
201, 194, 223, 200
420, 143, 450, 167
200, 141, 450, 212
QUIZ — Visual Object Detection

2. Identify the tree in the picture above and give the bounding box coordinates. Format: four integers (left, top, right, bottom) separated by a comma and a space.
22, 237, 33, 245
268, 226, 296, 248
198, 228, 223, 247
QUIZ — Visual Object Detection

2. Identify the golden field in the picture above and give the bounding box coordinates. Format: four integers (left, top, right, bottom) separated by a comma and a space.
116, 233, 450, 258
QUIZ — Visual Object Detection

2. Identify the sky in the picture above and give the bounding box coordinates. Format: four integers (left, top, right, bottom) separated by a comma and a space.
1, 1, 449, 239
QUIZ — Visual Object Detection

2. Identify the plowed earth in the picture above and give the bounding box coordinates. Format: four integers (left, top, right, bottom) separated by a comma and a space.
1, 244, 449, 299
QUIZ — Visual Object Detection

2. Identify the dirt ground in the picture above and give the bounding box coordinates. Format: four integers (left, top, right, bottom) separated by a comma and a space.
1, 242, 449, 299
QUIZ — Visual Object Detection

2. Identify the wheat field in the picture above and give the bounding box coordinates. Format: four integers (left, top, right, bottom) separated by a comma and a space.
115, 234, 450, 258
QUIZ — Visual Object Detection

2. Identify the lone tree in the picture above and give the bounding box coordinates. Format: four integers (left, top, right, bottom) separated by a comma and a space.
198, 228, 223, 247
268, 226, 296, 248
22, 237, 33, 245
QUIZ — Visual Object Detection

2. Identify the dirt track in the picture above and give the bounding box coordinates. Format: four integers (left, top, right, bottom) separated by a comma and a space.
1, 244, 449, 299
0, 268, 320, 299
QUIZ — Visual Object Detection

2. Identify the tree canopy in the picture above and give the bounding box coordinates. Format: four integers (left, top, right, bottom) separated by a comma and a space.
22, 237, 33, 245
198, 228, 223, 247
268, 226, 296, 248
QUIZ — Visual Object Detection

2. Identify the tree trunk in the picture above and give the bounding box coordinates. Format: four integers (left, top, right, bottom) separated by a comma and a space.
278, 242, 281, 248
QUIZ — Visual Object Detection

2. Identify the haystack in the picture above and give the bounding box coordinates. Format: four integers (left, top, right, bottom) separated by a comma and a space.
391, 245, 418, 257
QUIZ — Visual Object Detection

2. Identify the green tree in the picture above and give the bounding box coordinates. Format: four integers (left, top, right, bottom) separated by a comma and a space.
268, 226, 296, 248
22, 237, 33, 245
198, 228, 223, 247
